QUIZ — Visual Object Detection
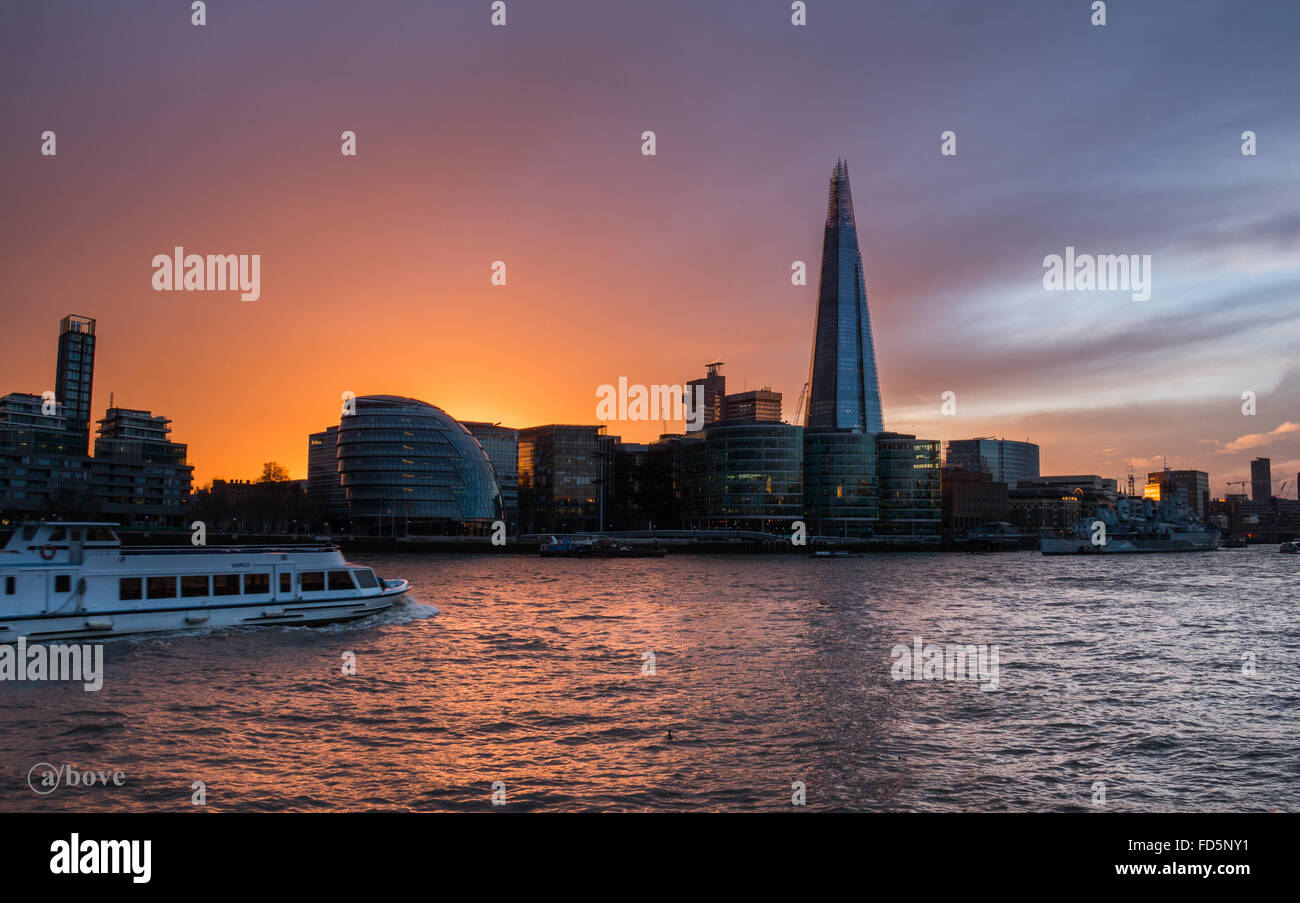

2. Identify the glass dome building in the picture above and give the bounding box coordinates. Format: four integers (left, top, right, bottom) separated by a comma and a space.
335, 395, 502, 534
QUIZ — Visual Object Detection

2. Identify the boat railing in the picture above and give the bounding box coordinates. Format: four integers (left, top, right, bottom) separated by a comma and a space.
116, 544, 341, 555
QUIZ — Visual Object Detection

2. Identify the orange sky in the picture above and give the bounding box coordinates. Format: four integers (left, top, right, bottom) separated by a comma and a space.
3, 1, 1298, 496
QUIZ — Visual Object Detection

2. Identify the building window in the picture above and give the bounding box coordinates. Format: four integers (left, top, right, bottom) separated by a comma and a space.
147, 576, 177, 599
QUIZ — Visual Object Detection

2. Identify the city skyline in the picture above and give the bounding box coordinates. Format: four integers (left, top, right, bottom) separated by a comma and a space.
3, 0, 1298, 492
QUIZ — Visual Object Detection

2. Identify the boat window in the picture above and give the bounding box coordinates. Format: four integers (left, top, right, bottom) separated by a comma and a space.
212, 574, 240, 596
181, 575, 209, 597
87, 527, 117, 543
280, 572, 292, 593
69, 529, 83, 542
243, 573, 270, 595
55, 574, 71, 593
21, 525, 37, 541
328, 570, 355, 591
147, 576, 177, 599
300, 571, 325, 592
5, 576, 16, 594
49, 527, 66, 541
354, 569, 379, 589
119, 578, 142, 600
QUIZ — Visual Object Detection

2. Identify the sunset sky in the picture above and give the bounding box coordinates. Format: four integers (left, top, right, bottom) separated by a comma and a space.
2, 0, 1298, 496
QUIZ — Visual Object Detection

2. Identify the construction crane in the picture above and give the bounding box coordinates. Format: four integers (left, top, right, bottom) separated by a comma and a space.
1225, 480, 1250, 495
791, 381, 810, 426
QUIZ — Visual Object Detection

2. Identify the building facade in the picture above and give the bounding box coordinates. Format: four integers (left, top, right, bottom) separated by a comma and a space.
1251, 457, 1271, 502
802, 430, 877, 537
1, 318, 191, 528
875, 432, 941, 536
90, 408, 193, 528
517, 425, 614, 534
685, 362, 726, 428
724, 388, 782, 423
1015, 475, 1118, 511
54, 315, 96, 455
679, 422, 803, 534
945, 438, 1039, 488
335, 395, 502, 535
941, 466, 1010, 538
1143, 468, 1210, 521
306, 425, 347, 527
461, 421, 520, 529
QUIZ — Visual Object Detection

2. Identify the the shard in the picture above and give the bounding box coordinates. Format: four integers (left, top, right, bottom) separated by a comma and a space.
805, 159, 884, 433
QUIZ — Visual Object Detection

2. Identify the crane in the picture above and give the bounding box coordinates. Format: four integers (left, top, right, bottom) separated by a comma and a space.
791, 381, 810, 426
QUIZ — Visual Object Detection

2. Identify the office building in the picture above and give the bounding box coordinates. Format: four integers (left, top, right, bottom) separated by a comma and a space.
945, 438, 1040, 488
874, 432, 941, 536
54, 315, 96, 455
1015, 475, 1118, 510
306, 425, 348, 526
461, 421, 520, 529
724, 388, 782, 423
941, 466, 1010, 538
686, 362, 726, 428
802, 430, 877, 537
679, 422, 803, 533
90, 407, 194, 528
517, 425, 614, 534
805, 160, 884, 433
335, 395, 502, 535
1143, 469, 1210, 521
1251, 457, 1271, 502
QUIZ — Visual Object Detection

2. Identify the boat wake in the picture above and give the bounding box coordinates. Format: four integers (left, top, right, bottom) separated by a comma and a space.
378, 594, 440, 624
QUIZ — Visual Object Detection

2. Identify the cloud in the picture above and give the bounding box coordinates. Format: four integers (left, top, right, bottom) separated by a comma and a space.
1216, 421, 1300, 454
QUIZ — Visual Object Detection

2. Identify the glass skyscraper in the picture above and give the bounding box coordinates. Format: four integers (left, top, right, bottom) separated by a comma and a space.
335, 395, 502, 534
805, 160, 884, 434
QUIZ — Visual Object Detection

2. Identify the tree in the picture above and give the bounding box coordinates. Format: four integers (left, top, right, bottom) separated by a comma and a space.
259, 461, 290, 483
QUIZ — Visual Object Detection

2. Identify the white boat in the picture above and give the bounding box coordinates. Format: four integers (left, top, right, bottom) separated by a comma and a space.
1279, 539, 1300, 554
0, 522, 408, 642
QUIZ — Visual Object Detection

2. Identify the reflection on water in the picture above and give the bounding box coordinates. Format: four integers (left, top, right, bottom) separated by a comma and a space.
1, 548, 1296, 811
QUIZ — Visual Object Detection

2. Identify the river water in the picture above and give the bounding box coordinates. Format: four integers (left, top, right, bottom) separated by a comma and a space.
1, 547, 1296, 811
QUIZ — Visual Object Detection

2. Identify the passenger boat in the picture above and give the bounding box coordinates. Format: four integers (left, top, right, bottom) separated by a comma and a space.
1279, 539, 1300, 554
0, 522, 409, 641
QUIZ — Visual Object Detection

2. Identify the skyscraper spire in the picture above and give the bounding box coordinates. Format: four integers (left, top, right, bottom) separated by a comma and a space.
806, 159, 883, 433
825, 158, 856, 227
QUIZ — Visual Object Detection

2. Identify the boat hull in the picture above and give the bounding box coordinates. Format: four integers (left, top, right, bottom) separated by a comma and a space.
0, 589, 404, 643
1041, 532, 1220, 555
